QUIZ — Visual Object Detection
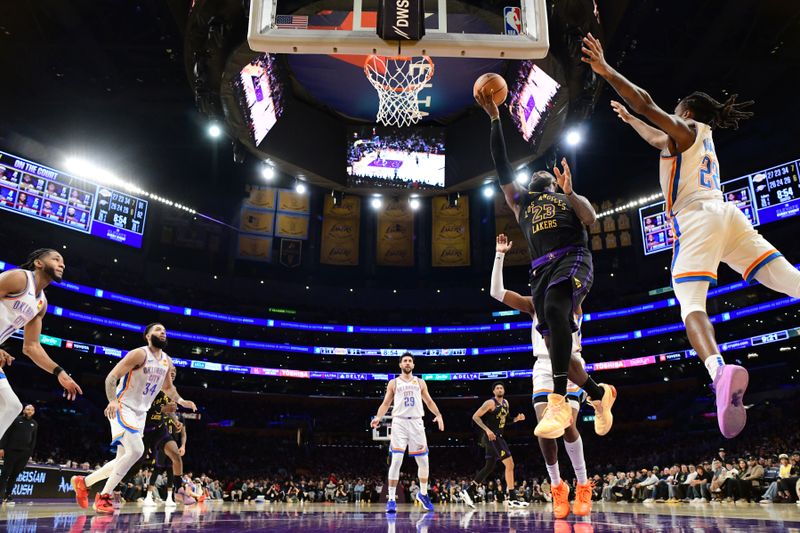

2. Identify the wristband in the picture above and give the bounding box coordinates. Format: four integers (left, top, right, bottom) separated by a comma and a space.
53, 366, 64, 377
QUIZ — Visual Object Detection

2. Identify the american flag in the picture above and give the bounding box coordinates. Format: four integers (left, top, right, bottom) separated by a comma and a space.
276, 15, 308, 29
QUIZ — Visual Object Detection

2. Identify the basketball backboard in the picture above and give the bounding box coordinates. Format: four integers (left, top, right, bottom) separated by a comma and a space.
248, 0, 549, 59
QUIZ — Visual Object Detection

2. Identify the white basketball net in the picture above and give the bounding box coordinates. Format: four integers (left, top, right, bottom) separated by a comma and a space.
364, 55, 435, 127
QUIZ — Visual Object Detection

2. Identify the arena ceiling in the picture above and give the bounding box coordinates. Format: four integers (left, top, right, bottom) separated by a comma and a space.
0, 0, 798, 220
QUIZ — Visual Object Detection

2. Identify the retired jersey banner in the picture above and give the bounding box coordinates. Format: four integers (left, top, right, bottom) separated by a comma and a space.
377, 197, 414, 266
237, 234, 273, 262
275, 212, 310, 240
245, 186, 277, 210
280, 238, 302, 268
432, 195, 470, 267
277, 189, 311, 214
494, 196, 530, 266
320, 195, 361, 266
240, 208, 275, 235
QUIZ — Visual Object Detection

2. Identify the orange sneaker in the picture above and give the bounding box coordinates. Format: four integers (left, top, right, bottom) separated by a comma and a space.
551, 481, 571, 519
534, 394, 573, 439
72, 475, 89, 509
590, 384, 616, 436
93, 493, 114, 514
573, 482, 594, 516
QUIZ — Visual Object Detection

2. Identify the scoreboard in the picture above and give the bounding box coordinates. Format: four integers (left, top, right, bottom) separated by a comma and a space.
0, 151, 148, 248
639, 159, 800, 256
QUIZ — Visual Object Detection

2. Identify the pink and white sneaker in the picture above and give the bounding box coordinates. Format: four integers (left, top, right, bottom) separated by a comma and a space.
713, 365, 749, 439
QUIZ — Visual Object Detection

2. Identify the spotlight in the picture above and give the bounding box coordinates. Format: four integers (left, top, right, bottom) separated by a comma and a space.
261, 165, 275, 180
515, 172, 528, 184
409, 197, 420, 210
208, 123, 222, 138
295, 181, 307, 194
482, 184, 495, 198
565, 128, 582, 147
371, 196, 383, 209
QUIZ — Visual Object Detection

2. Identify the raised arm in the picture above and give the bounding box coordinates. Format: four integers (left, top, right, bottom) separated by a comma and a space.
419, 380, 444, 431
554, 158, 596, 226
370, 379, 396, 428
610, 101, 670, 151
22, 303, 82, 400
475, 91, 524, 218
491, 234, 535, 314
582, 34, 695, 153
471, 399, 496, 439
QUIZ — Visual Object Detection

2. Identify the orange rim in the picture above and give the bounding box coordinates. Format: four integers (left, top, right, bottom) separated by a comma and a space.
364, 55, 435, 93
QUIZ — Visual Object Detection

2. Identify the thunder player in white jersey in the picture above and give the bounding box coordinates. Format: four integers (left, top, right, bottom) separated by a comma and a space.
582, 34, 800, 439
371, 353, 444, 513
0, 249, 82, 442
491, 234, 612, 519
72, 323, 197, 513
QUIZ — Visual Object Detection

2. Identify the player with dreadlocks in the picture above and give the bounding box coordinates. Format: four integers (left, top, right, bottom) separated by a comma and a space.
0, 248, 82, 439
582, 34, 800, 439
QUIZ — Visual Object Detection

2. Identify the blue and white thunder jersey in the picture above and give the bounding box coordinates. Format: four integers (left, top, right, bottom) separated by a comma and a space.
0, 270, 46, 345
392, 376, 424, 418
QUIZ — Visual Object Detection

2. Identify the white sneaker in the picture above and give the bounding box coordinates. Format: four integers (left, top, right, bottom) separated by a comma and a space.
143, 494, 157, 507
643, 498, 654, 503
759, 499, 772, 505
460, 490, 475, 509
164, 495, 177, 508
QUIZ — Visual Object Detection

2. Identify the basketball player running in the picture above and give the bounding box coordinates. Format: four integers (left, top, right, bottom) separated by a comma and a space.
460, 382, 528, 508
71, 323, 197, 513
476, 93, 615, 439
581, 34, 800, 438
142, 367, 186, 507
488, 233, 595, 518
371, 353, 444, 513
0, 249, 82, 438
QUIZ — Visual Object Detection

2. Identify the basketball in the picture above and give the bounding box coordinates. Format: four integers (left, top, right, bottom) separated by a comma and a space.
473, 73, 508, 105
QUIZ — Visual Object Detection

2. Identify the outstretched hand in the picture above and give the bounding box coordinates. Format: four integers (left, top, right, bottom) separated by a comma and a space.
553, 158, 573, 195
475, 89, 500, 120
581, 33, 611, 77
610, 100, 634, 123
496, 234, 513, 254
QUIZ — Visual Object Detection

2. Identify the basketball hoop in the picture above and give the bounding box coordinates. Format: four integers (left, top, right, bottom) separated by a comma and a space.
364, 55, 435, 127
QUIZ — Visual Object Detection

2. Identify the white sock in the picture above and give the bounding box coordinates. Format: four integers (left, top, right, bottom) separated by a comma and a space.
388, 486, 397, 501
420, 482, 428, 495
705, 354, 725, 381
564, 436, 588, 484
546, 462, 561, 486
101, 469, 127, 496
85, 459, 119, 487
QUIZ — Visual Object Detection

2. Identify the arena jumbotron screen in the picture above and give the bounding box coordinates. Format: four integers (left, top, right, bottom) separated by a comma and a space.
346, 126, 445, 189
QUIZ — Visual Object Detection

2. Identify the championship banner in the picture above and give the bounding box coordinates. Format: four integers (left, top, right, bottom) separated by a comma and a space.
431, 195, 470, 267
277, 189, 311, 214
275, 212, 310, 239
240, 208, 275, 235
320, 195, 360, 266
245, 186, 277, 210
237, 234, 273, 262
494, 196, 530, 266
376, 197, 414, 266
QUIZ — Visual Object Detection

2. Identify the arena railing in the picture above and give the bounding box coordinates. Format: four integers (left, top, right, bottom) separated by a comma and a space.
6, 323, 799, 381
38, 293, 800, 356
1, 260, 795, 336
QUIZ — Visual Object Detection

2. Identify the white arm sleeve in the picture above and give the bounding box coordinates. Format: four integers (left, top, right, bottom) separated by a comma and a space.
490, 252, 507, 302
